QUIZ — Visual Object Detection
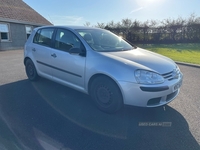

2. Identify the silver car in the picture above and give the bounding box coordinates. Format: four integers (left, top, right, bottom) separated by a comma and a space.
24, 26, 183, 113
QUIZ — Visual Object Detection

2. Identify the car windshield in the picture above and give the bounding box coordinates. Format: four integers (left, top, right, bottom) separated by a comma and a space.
76, 29, 133, 52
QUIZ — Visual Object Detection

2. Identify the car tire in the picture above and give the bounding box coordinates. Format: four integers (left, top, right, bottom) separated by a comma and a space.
25, 59, 39, 81
90, 76, 123, 113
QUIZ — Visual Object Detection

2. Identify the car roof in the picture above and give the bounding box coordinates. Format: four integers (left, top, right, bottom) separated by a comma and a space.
34, 25, 103, 31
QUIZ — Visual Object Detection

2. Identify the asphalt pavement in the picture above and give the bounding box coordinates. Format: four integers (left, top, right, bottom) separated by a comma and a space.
0, 50, 199, 150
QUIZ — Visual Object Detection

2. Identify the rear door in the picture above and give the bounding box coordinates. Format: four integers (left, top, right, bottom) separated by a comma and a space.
31, 28, 55, 78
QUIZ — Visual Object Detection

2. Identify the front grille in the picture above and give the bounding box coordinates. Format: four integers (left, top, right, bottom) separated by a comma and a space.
162, 68, 180, 81
162, 71, 174, 80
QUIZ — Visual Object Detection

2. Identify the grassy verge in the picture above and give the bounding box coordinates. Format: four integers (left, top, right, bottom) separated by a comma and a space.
138, 43, 200, 65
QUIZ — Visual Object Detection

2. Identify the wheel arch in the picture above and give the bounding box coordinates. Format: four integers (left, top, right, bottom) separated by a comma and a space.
88, 73, 124, 104
24, 57, 40, 81
24, 57, 31, 65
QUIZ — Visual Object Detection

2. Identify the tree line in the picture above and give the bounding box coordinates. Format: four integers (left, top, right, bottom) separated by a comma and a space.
85, 14, 200, 44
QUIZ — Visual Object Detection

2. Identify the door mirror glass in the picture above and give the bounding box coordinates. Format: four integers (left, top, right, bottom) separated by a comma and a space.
69, 47, 86, 56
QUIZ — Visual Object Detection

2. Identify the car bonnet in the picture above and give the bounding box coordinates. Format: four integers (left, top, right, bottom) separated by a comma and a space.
101, 48, 176, 74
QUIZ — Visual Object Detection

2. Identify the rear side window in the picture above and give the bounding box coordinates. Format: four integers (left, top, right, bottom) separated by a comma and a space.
33, 28, 54, 47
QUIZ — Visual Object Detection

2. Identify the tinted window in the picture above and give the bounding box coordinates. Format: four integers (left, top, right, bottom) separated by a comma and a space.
55, 29, 81, 51
33, 28, 54, 47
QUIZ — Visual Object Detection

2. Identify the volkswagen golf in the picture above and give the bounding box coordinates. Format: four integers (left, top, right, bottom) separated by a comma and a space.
24, 26, 183, 113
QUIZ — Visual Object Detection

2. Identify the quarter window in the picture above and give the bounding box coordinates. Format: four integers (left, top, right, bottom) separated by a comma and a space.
33, 28, 54, 47
0, 23, 10, 41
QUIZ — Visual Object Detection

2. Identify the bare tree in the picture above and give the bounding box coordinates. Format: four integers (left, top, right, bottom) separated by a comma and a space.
162, 17, 186, 42
142, 20, 150, 42
130, 20, 141, 42
93, 14, 200, 44
84, 21, 91, 27
121, 18, 132, 28
186, 13, 200, 42
106, 20, 117, 28
95, 22, 106, 29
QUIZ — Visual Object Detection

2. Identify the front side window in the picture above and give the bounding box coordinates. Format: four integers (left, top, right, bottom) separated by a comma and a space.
33, 28, 54, 47
55, 28, 81, 51
0, 23, 10, 41
77, 29, 133, 52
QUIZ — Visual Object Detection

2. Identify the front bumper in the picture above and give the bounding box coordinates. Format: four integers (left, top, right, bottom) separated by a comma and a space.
118, 75, 183, 107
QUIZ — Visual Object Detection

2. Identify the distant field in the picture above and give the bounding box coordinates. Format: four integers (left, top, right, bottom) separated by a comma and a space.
138, 43, 200, 65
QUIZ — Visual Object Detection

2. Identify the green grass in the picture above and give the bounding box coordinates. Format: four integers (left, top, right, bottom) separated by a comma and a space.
138, 43, 200, 65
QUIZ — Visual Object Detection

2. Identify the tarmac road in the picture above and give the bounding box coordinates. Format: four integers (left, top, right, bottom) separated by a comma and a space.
0, 50, 199, 150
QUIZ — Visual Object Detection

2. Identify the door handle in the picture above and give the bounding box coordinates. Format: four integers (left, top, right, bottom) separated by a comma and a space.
51, 53, 57, 58
32, 48, 36, 52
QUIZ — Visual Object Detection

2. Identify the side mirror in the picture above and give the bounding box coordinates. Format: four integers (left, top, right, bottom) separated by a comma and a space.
69, 48, 86, 57
69, 48, 82, 53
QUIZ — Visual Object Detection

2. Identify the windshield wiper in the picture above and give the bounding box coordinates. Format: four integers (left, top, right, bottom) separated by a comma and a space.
123, 38, 137, 49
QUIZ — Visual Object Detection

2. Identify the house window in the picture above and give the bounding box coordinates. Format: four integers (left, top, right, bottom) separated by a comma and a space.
26, 26, 32, 39
0, 23, 10, 41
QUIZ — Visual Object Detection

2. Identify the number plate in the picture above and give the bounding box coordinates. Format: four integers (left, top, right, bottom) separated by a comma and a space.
173, 79, 182, 92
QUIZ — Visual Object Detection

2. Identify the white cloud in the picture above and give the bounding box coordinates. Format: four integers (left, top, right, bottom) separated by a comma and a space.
49, 15, 84, 25
130, 7, 144, 14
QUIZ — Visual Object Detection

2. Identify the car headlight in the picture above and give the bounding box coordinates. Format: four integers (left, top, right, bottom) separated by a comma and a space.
176, 65, 181, 75
135, 70, 164, 84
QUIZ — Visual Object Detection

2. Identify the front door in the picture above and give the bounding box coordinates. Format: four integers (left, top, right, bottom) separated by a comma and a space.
50, 28, 86, 89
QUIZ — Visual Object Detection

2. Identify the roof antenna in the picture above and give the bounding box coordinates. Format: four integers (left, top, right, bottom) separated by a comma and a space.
48, 15, 54, 25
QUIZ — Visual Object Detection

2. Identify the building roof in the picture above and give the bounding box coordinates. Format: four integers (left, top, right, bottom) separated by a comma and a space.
0, 0, 52, 26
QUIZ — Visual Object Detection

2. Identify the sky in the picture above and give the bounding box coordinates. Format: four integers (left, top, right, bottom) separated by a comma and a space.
23, 0, 200, 26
